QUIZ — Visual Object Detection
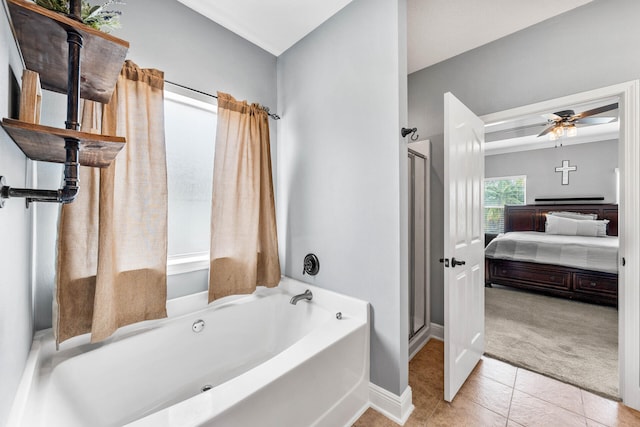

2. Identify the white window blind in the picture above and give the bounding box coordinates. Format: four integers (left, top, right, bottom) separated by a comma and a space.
484, 175, 526, 234
164, 90, 217, 273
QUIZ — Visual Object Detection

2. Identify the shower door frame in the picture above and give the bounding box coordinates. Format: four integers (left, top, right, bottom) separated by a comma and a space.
408, 144, 430, 355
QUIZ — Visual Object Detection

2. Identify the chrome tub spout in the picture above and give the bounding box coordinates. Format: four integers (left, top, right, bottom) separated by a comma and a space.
290, 289, 313, 305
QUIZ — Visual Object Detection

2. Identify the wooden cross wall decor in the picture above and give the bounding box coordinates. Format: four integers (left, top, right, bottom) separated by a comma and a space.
555, 160, 577, 185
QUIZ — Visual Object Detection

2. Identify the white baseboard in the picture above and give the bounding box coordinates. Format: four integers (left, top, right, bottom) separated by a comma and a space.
430, 322, 444, 341
369, 383, 414, 425
409, 325, 431, 360
360, 324, 445, 425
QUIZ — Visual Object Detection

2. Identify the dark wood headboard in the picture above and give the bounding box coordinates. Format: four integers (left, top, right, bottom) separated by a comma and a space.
504, 203, 619, 236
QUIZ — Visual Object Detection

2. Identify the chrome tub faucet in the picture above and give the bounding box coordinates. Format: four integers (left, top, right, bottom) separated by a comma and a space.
290, 289, 313, 305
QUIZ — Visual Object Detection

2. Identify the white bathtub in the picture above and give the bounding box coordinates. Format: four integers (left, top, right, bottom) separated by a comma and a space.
8, 277, 370, 427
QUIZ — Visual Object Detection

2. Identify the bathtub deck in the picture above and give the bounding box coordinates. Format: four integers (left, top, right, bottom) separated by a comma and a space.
8, 279, 370, 427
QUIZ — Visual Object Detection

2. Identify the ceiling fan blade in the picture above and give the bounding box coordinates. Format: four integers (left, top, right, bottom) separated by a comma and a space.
542, 113, 562, 121
485, 123, 547, 142
576, 117, 616, 125
577, 102, 619, 119
537, 124, 556, 137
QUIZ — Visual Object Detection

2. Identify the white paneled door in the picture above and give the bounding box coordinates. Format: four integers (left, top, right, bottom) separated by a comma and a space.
443, 92, 485, 402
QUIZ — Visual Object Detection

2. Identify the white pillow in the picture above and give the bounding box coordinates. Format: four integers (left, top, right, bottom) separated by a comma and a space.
548, 211, 598, 220
545, 214, 609, 237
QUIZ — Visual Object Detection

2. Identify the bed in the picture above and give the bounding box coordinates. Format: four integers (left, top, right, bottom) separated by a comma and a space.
484, 203, 618, 306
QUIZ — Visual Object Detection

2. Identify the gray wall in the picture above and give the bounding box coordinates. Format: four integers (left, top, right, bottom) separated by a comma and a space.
8, 0, 411, 406
408, 0, 640, 324
32, 0, 279, 330
117, 0, 277, 111
277, 0, 409, 395
486, 140, 619, 204
0, 3, 33, 425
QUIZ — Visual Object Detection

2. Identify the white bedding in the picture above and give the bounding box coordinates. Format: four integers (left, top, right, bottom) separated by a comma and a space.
485, 231, 619, 274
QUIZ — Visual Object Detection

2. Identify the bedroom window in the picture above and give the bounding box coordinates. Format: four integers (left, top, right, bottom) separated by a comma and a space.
484, 175, 526, 234
164, 90, 217, 274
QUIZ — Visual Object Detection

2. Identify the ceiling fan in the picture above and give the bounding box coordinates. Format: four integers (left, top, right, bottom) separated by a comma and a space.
537, 102, 618, 139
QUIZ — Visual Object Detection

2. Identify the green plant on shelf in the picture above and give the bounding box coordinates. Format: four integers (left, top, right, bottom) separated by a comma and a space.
34, 0, 124, 33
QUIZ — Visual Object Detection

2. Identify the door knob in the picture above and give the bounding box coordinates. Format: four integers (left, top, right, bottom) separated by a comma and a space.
451, 257, 466, 267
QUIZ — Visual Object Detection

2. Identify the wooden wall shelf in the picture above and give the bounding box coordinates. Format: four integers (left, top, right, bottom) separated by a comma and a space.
6, 0, 129, 104
1, 118, 125, 167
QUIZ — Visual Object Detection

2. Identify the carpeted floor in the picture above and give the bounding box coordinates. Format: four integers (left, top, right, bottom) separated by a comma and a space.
485, 285, 618, 399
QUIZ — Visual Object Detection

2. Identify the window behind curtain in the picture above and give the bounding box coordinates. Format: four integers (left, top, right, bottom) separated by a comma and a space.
484, 176, 526, 234
164, 90, 217, 270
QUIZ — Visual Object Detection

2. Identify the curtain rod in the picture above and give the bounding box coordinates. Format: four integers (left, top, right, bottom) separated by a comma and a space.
165, 80, 281, 120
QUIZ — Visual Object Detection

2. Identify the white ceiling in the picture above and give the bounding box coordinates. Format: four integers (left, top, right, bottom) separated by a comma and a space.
176, 0, 354, 56
177, 0, 593, 72
407, 0, 593, 73
177, 0, 614, 150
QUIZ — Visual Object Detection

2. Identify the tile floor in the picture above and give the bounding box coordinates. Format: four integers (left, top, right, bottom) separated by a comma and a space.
354, 339, 640, 427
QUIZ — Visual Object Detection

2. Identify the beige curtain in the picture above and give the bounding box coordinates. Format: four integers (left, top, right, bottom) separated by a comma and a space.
209, 92, 280, 301
55, 60, 168, 344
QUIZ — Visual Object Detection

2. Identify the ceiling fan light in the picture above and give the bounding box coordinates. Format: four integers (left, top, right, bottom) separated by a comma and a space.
566, 124, 578, 137
549, 130, 558, 141
554, 126, 565, 138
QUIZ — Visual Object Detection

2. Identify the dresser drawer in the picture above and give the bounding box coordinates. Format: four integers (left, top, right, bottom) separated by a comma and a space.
574, 272, 618, 295
489, 260, 571, 290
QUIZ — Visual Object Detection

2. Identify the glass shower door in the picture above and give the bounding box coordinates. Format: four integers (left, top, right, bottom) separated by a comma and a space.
408, 151, 427, 339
